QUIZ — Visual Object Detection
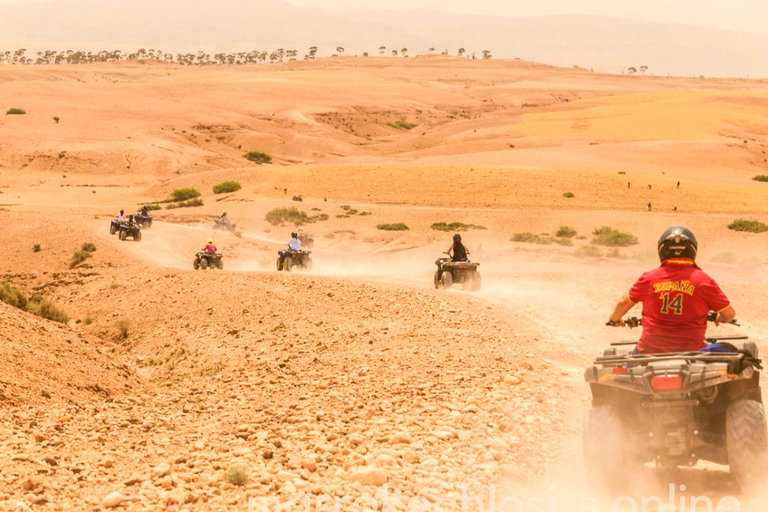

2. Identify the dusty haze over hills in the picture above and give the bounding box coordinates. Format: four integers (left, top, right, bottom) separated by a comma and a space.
0, 0, 767, 77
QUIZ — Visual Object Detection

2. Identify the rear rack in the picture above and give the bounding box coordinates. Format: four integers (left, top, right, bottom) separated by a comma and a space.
595, 352, 744, 366
610, 335, 748, 348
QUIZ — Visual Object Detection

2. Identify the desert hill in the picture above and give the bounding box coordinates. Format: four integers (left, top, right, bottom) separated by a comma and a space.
1, 0, 768, 76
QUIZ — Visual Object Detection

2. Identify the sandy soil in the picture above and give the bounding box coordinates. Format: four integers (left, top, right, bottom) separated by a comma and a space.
1, 57, 767, 511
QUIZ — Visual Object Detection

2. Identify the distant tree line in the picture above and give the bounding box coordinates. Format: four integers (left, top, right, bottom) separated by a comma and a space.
0, 46, 492, 66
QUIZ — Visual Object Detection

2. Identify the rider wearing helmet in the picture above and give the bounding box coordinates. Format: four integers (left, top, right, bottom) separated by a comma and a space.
221, 212, 228, 222
608, 226, 736, 353
141, 204, 149, 216
117, 209, 126, 223
278, 232, 302, 270
204, 238, 217, 254
445, 233, 470, 262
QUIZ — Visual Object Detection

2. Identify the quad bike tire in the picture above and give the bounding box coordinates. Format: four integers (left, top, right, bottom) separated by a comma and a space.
119, 230, 126, 241
217, 259, 224, 270
472, 272, 482, 291
583, 406, 630, 493
284, 257, 293, 272
135, 231, 141, 242
441, 271, 453, 288
110, 223, 117, 235
276, 257, 282, 271
147, 220, 153, 228
200, 258, 208, 270
194, 259, 200, 270
726, 399, 768, 491
434, 271, 441, 289
304, 258, 313, 272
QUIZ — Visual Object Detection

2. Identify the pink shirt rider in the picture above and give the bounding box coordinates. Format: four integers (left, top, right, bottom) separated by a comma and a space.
205, 243, 217, 254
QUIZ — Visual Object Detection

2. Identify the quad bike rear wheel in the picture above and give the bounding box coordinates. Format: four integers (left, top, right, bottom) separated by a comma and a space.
441, 271, 453, 288
434, 271, 441, 289
726, 399, 768, 491
471, 272, 482, 291
147, 220, 153, 228
276, 257, 282, 271
583, 406, 630, 493
217, 259, 224, 270
194, 259, 199, 270
304, 258, 313, 272
119, 230, 126, 241
284, 257, 293, 272
135, 231, 142, 242
110, 223, 117, 235
200, 258, 208, 270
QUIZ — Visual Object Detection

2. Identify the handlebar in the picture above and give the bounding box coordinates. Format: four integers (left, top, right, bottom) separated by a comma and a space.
607, 312, 739, 327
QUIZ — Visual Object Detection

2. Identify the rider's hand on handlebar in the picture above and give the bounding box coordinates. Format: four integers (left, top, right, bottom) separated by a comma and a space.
606, 318, 625, 327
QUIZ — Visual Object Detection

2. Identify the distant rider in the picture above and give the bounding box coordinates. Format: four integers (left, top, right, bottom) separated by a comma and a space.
445, 233, 470, 262
278, 232, 301, 270
127, 214, 137, 228
117, 209, 126, 223
607, 226, 736, 353
203, 238, 217, 255
141, 204, 149, 216
220, 212, 229, 224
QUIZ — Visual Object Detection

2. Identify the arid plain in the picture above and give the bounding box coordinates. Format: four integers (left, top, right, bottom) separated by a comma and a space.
1, 56, 768, 511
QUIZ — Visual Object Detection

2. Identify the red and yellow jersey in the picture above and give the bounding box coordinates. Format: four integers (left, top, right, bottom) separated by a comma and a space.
628, 258, 730, 353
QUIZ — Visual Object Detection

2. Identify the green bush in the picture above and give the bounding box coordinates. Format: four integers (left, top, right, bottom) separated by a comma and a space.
33, 244, 41, 252
264, 207, 328, 226
166, 199, 204, 209
141, 204, 162, 211
553, 238, 573, 246
431, 222, 487, 232
170, 188, 201, 201
575, 245, 603, 258
69, 250, 92, 269
387, 120, 418, 130
377, 223, 410, 231
41, 390, 52, 399
243, 151, 272, 164
225, 465, 248, 486
6, 108, 26, 115
512, 232, 552, 245
563, 192, 575, 198
53, 116, 60, 124
752, 175, 768, 182
118, 319, 130, 339
0, 283, 28, 309
728, 219, 768, 233
266, 207, 312, 226
212, 181, 242, 194
29, 298, 69, 324
81, 242, 97, 253
555, 226, 577, 238
591, 226, 639, 247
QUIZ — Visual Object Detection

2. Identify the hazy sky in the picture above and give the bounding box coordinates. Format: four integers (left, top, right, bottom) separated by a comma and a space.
0, 0, 765, 37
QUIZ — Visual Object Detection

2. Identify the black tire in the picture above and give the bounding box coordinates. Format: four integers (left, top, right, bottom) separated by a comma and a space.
284, 257, 293, 272
200, 258, 208, 270
727, 399, 768, 491
441, 271, 453, 288
194, 259, 199, 270
304, 257, 313, 272
217, 259, 224, 270
135, 231, 142, 242
472, 272, 482, 291
583, 406, 629, 493
119, 230, 126, 241
434, 271, 441, 289
276, 257, 283, 271
147, 220, 153, 228
110, 223, 116, 235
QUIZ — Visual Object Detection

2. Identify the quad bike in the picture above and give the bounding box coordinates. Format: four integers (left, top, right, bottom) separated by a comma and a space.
584, 315, 766, 493
276, 250, 312, 272
298, 233, 314, 249
109, 219, 121, 235
213, 219, 237, 233
118, 223, 142, 241
134, 212, 153, 228
194, 252, 224, 270
434, 258, 481, 290
292, 195, 303, 202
